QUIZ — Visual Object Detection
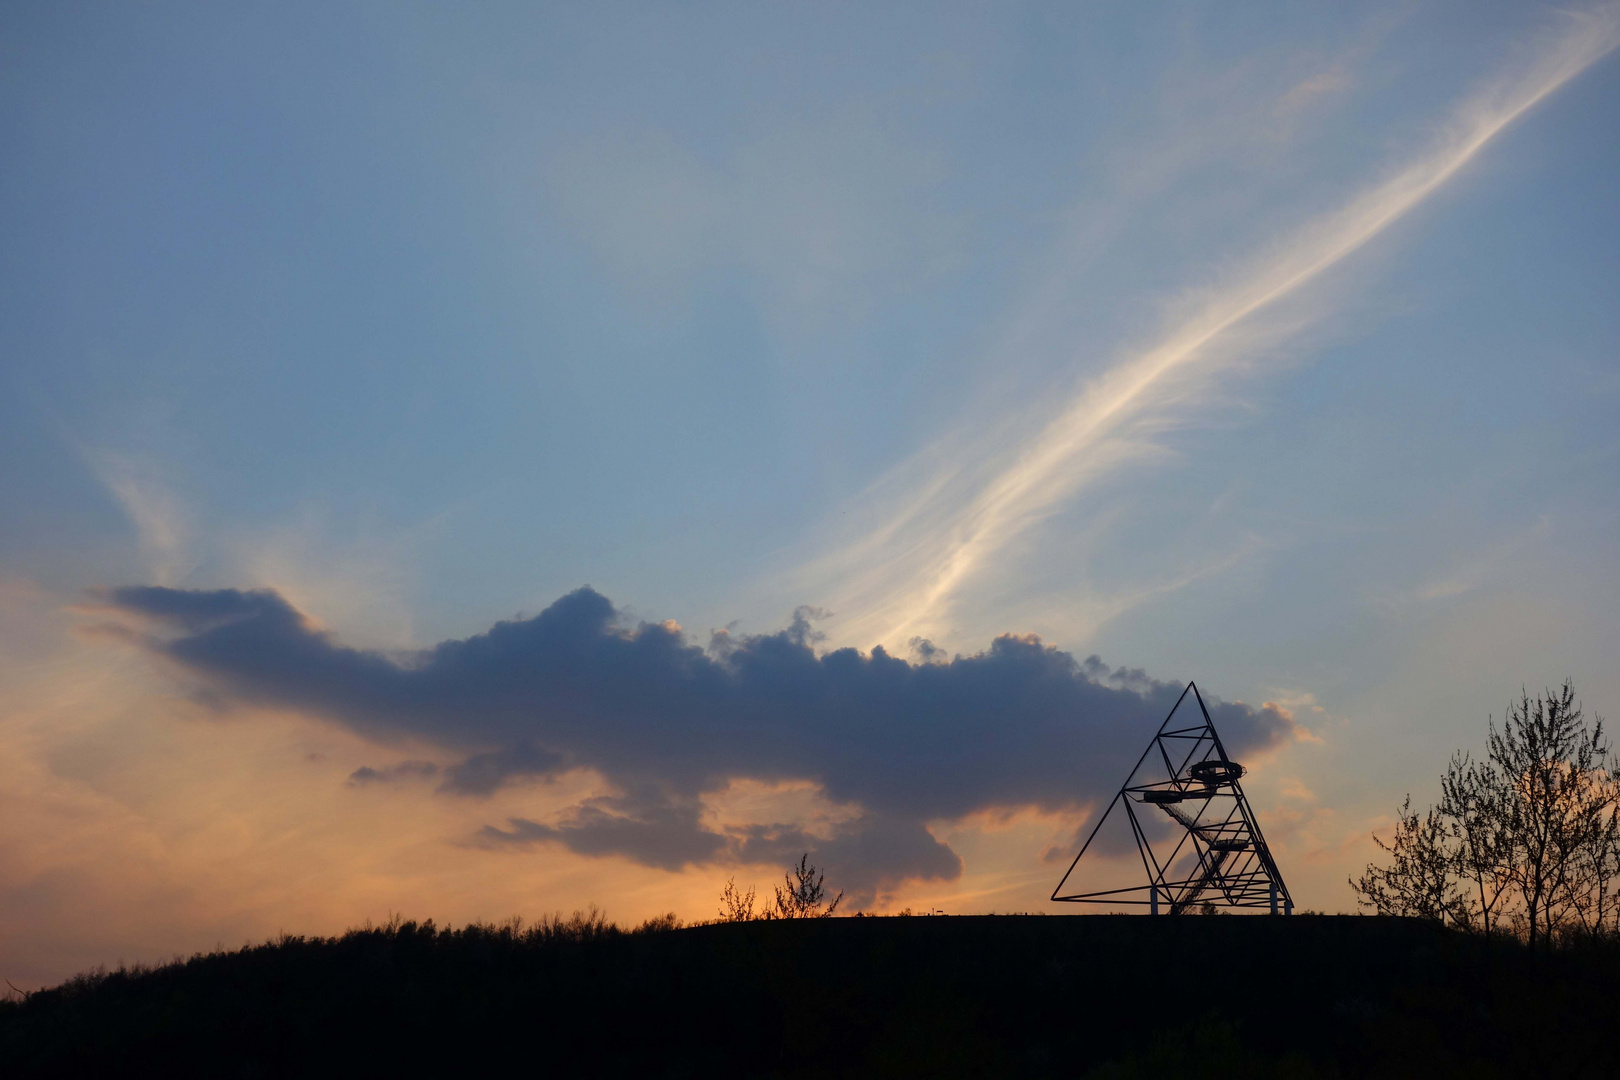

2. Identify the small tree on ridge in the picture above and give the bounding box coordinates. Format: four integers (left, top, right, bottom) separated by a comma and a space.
1352, 680, 1619, 950
771, 853, 843, 919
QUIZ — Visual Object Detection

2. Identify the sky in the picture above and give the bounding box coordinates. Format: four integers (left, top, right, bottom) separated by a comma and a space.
2, 1, 1618, 986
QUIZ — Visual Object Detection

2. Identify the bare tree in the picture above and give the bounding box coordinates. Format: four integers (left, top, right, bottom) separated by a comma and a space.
770, 854, 843, 919
718, 855, 843, 921
718, 877, 756, 923
1564, 797, 1620, 941
1354, 681, 1619, 949
1438, 751, 1515, 935
1488, 683, 1608, 952
1352, 796, 1467, 926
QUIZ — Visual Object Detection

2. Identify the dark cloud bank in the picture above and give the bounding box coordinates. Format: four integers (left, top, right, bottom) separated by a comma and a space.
97, 585, 1297, 902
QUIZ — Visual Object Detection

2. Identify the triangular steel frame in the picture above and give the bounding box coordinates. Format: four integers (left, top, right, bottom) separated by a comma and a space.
1051, 681, 1293, 914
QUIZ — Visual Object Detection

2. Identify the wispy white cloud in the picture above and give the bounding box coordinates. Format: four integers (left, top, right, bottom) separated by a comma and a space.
1361, 515, 1555, 615
797, 5, 1620, 651
82, 444, 429, 649
85, 451, 193, 587
228, 506, 431, 650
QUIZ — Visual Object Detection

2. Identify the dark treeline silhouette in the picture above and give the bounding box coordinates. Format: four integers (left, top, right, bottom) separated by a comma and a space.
7, 913, 1620, 1077
1354, 680, 1620, 950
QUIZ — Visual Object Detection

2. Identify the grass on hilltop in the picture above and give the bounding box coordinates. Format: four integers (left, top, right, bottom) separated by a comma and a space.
6, 911, 1620, 1079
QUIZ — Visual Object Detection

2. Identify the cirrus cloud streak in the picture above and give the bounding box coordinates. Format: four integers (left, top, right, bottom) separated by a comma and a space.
802, 5, 1620, 650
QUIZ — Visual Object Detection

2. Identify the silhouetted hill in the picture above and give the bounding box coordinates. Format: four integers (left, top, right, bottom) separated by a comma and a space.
4, 914, 1617, 1078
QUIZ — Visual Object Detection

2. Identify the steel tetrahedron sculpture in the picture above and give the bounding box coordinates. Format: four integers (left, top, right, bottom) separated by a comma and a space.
1051, 681, 1292, 914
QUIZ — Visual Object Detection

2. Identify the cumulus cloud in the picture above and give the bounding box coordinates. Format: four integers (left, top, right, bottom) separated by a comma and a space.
439, 744, 566, 797
90, 584, 1298, 902
478, 789, 728, 873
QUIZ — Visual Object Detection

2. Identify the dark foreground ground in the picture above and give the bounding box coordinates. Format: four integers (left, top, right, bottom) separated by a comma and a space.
4, 914, 1618, 1078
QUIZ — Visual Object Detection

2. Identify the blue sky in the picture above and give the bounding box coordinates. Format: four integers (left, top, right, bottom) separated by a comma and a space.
2, 2, 1618, 983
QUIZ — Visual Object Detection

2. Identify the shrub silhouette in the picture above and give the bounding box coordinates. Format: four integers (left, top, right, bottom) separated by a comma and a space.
770, 853, 843, 919
718, 852, 843, 921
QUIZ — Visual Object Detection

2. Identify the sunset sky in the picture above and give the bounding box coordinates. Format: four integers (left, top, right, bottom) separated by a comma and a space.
4, 2, 1619, 987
